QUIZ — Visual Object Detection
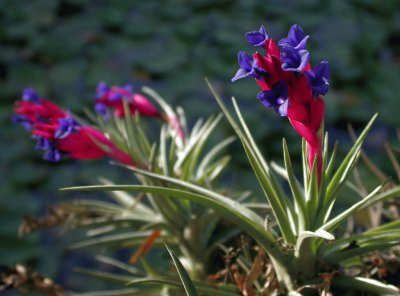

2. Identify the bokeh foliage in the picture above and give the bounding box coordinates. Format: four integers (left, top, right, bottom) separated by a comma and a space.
1, 0, 399, 293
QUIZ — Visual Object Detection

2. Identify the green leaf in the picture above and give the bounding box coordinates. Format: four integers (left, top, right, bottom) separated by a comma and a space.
365, 219, 400, 234
357, 185, 400, 211
332, 276, 400, 295
325, 141, 338, 181
320, 230, 400, 260
62, 183, 286, 263
318, 183, 384, 233
201, 155, 230, 181
319, 114, 378, 224
296, 229, 334, 256
159, 125, 169, 176
306, 156, 319, 226
283, 139, 308, 231
196, 136, 236, 180
127, 276, 239, 296
231, 97, 296, 226
206, 79, 295, 243
75, 267, 134, 285
97, 177, 156, 215
301, 139, 309, 192
142, 86, 184, 150
165, 244, 199, 296
241, 137, 296, 243
95, 255, 144, 276
69, 230, 172, 249
74, 287, 157, 296
182, 114, 223, 181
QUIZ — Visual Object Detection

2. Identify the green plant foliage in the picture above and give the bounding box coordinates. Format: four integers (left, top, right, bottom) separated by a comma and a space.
3, 1, 400, 294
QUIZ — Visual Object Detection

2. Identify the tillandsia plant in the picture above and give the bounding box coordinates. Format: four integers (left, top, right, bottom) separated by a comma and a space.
14, 83, 245, 295
13, 24, 400, 296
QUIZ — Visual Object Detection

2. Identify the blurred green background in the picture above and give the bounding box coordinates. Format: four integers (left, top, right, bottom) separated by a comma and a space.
1, 0, 400, 294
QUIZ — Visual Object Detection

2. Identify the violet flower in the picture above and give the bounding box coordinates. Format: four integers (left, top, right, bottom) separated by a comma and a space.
278, 24, 309, 51
257, 80, 289, 116
304, 61, 330, 96
245, 25, 269, 47
280, 46, 309, 72
55, 116, 79, 139
22, 88, 40, 103
231, 51, 268, 82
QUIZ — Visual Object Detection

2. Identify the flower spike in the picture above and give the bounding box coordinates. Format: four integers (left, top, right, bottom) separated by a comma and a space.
14, 88, 134, 165
94, 82, 160, 118
233, 23, 330, 182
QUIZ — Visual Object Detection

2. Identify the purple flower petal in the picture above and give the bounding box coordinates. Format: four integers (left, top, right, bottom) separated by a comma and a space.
35, 137, 51, 150
232, 68, 250, 82
123, 84, 133, 92
245, 25, 269, 47
12, 114, 32, 130
280, 46, 309, 72
95, 81, 110, 99
304, 61, 330, 95
275, 99, 288, 117
95, 102, 108, 117
109, 93, 123, 101
278, 24, 309, 50
43, 146, 61, 162
232, 51, 268, 82
238, 51, 253, 72
256, 80, 288, 116
55, 116, 78, 139
257, 90, 277, 108
23, 88, 40, 103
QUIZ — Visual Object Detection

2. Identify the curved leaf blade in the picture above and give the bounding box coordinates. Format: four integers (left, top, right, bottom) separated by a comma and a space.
165, 244, 199, 296
62, 184, 286, 263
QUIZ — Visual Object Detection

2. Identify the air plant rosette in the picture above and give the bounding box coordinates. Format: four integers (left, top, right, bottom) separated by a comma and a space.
12, 24, 400, 296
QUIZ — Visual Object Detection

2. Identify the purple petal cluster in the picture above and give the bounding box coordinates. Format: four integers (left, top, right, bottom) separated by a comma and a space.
278, 24, 309, 50
22, 88, 40, 103
55, 116, 79, 139
245, 25, 269, 47
257, 80, 289, 116
278, 25, 310, 72
232, 23, 331, 118
280, 46, 309, 72
231, 51, 268, 82
304, 61, 330, 96
33, 136, 61, 162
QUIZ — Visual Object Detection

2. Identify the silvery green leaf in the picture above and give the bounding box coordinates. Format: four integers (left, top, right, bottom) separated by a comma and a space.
165, 244, 199, 296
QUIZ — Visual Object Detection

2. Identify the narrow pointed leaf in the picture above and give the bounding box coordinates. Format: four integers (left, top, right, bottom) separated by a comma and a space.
62, 184, 286, 263
320, 230, 400, 259
296, 229, 334, 254
128, 277, 239, 296
95, 255, 144, 275
69, 230, 171, 250
74, 287, 157, 296
196, 136, 236, 179
324, 114, 378, 207
283, 139, 308, 231
231, 97, 296, 222
241, 138, 296, 243
165, 244, 199, 296
319, 183, 384, 233
332, 276, 400, 295
307, 156, 319, 225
